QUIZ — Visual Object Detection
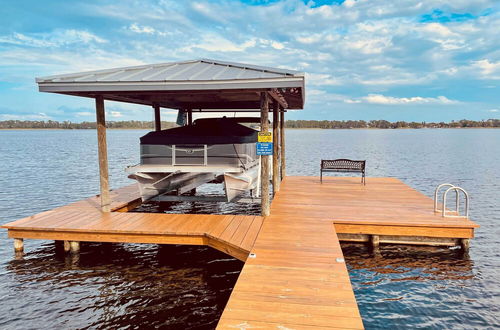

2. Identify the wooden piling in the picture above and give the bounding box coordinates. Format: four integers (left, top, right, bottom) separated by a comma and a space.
371, 235, 380, 249
153, 104, 161, 132
280, 108, 286, 180
272, 100, 280, 193
260, 92, 270, 216
461, 238, 470, 251
69, 241, 80, 253
14, 238, 23, 252
95, 96, 111, 212
63, 240, 70, 252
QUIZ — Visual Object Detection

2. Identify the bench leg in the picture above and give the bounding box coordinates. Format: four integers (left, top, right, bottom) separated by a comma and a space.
320, 170, 322, 183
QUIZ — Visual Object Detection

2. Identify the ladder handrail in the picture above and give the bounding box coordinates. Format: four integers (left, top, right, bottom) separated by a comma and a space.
442, 186, 469, 218
434, 183, 457, 212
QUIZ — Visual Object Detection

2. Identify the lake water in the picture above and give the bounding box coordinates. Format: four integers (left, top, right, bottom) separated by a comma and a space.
0, 129, 499, 329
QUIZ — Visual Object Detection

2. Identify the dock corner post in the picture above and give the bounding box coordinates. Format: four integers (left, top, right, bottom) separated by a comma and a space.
370, 235, 380, 249
260, 92, 270, 217
272, 99, 280, 194
95, 95, 111, 212
280, 106, 286, 180
461, 238, 470, 251
69, 241, 80, 254
153, 104, 161, 132
14, 238, 24, 253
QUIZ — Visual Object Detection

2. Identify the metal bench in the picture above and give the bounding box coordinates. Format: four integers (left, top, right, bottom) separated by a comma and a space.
320, 159, 366, 184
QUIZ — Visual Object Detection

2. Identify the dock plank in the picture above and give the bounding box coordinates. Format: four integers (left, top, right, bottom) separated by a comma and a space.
1, 176, 480, 329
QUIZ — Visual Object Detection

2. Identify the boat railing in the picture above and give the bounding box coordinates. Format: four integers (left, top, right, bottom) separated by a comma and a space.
172, 144, 208, 166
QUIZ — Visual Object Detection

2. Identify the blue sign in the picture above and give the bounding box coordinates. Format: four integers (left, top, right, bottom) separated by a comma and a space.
256, 142, 273, 155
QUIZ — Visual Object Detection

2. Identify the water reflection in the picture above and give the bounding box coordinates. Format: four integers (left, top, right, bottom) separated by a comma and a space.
136, 200, 261, 216
5, 242, 242, 330
341, 243, 487, 329
343, 243, 473, 282
1, 129, 499, 329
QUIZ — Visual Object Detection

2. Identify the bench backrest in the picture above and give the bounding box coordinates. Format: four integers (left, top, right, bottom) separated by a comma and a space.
321, 159, 365, 171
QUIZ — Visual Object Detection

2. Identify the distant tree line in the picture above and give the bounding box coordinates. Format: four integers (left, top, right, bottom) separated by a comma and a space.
0, 120, 177, 129
285, 119, 500, 129
0, 119, 499, 129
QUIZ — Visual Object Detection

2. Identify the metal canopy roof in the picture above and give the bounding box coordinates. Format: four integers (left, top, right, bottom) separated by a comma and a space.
36, 59, 305, 110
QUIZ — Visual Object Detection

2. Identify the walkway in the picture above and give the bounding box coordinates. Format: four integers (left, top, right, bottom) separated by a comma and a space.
1, 177, 480, 329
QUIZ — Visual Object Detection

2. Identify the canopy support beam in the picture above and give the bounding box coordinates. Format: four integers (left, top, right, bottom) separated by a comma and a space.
153, 104, 161, 132
260, 92, 270, 216
268, 88, 288, 109
280, 107, 286, 180
272, 100, 280, 193
95, 96, 111, 212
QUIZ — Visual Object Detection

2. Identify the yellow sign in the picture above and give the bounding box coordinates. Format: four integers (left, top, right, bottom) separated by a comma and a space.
258, 132, 272, 142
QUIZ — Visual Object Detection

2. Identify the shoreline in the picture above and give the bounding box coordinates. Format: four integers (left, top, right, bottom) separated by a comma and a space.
0, 128, 152, 130
1, 127, 499, 131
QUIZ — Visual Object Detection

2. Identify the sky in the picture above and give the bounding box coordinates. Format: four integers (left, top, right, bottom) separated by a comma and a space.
0, 0, 499, 123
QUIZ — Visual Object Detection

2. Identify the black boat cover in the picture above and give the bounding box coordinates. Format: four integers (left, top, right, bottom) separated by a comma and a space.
140, 117, 258, 145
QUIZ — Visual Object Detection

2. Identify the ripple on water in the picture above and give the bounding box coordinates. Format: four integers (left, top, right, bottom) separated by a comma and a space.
1, 240, 243, 329
1, 129, 499, 329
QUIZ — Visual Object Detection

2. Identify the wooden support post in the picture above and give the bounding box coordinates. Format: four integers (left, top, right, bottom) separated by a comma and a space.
14, 238, 23, 252
95, 96, 111, 212
63, 240, 71, 252
187, 109, 193, 125
153, 104, 161, 132
260, 92, 270, 217
461, 238, 470, 251
371, 235, 380, 249
69, 241, 80, 253
272, 100, 280, 193
280, 108, 286, 180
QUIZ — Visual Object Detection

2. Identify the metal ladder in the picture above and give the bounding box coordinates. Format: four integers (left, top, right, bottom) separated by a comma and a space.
433, 183, 470, 218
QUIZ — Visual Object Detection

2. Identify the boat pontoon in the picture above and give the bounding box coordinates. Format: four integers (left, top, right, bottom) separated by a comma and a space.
126, 117, 260, 202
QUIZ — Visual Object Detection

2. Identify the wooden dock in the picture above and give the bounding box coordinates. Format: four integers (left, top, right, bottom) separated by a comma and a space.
3, 184, 263, 261
275, 177, 478, 247
217, 176, 478, 329
1, 176, 479, 329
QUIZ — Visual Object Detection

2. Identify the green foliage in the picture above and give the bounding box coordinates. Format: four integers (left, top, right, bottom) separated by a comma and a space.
0, 119, 499, 129
285, 119, 500, 129
0, 120, 177, 129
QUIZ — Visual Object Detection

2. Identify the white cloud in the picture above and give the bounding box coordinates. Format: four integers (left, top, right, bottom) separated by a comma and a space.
344, 36, 392, 54
343, 0, 357, 9
0, 33, 52, 47
105, 111, 123, 118
191, 1, 228, 23
345, 98, 362, 104
296, 33, 323, 44
2, 0, 500, 120
488, 109, 499, 112
129, 23, 156, 34
346, 94, 460, 105
76, 112, 93, 117
306, 73, 342, 86
0, 112, 51, 120
308, 89, 327, 96
0, 30, 106, 48
271, 41, 285, 50
471, 59, 500, 79
183, 34, 257, 52
419, 23, 456, 37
